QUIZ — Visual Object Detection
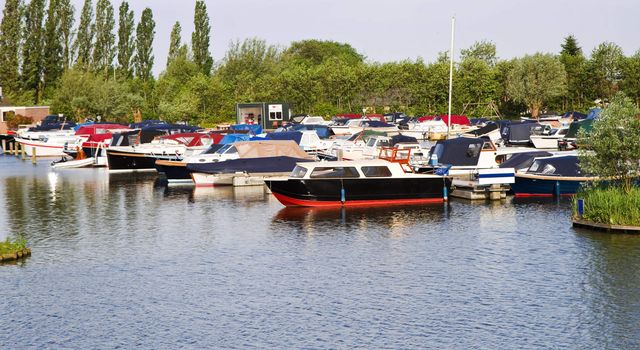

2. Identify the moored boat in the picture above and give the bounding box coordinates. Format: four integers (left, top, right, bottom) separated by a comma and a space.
265, 159, 452, 207
510, 154, 596, 197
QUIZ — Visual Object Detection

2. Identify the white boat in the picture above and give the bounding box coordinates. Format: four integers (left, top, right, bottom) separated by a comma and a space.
14, 129, 77, 157
51, 157, 96, 169
329, 118, 398, 136
529, 125, 569, 149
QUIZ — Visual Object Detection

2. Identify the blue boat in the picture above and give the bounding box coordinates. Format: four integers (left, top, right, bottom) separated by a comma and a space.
511, 154, 597, 197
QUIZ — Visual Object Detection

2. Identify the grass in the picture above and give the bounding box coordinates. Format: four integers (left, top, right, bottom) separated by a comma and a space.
574, 185, 640, 226
0, 236, 28, 255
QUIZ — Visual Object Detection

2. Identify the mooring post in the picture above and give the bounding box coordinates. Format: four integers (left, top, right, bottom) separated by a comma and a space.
31, 147, 36, 164
21, 143, 26, 160
1, 139, 6, 154
577, 199, 584, 218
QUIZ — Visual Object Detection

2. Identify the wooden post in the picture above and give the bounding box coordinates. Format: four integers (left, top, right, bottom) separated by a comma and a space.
1, 139, 6, 154
9, 142, 14, 155
31, 147, 36, 164
21, 143, 26, 160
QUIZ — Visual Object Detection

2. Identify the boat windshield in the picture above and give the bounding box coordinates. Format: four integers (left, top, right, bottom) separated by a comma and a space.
310, 166, 360, 178
216, 144, 238, 155
290, 165, 308, 178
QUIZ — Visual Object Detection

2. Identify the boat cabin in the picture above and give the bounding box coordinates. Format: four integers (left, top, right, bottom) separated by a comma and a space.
289, 159, 418, 180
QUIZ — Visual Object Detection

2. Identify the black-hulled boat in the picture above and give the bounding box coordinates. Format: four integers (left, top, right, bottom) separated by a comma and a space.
265, 159, 452, 207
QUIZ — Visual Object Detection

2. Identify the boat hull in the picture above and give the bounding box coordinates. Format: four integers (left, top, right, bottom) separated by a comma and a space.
265, 177, 451, 207
106, 150, 160, 171
155, 160, 192, 183
511, 174, 589, 197
14, 138, 66, 156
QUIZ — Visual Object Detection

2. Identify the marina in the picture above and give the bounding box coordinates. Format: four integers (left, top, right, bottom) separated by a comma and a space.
1, 155, 640, 348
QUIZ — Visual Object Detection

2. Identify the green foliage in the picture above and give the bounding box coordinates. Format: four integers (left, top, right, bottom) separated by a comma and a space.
117, 1, 135, 79
578, 92, 640, 193
51, 68, 144, 122
574, 186, 640, 226
460, 40, 497, 66
0, 235, 27, 255
455, 57, 498, 116
619, 51, 640, 107
560, 35, 582, 57
191, 0, 212, 75
22, 0, 46, 103
284, 39, 364, 66
134, 8, 155, 82
589, 42, 624, 100
0, 0, 22, 93
5, 114, 34, 129
44, 0, 64, 90
167, 21, 182, 67
93, 0, 115, 76
74, 0, 94, 68
58, 0, 74, 70
507, 53, 567, 118
560, 35, 588, 111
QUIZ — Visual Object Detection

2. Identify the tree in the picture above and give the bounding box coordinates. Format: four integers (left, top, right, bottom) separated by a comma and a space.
0, 0, 23, 93
455, 57, 498, 116
22, 0, 46, 103
507, 53, 567, 118
589, 42, 624, 100
559, 35, 587, 110
460, 40, 497, 67
93, 0, 116, 76
578, 92, 640, 193
58, 0, 75, 70
284, 40, 364, 66
620, 50, 640, 107
167, 21, 182, 67
191, 0, 212, 75
75, 0, 94, 68
117, 1, 135, 78
44, 0, 64, 89
134, 7, 155, 82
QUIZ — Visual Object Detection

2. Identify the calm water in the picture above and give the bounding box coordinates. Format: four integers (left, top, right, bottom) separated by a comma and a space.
1, 155, 640, 349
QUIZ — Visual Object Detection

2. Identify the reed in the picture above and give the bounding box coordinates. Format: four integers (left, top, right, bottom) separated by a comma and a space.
574, 185, 640, 226
0, 236, 27, 255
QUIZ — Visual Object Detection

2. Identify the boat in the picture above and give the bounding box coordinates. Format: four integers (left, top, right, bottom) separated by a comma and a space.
529, 124, 570, 149
329, 118, 398, 136
187, 140, 314, 186
510, 154, 597, 197
51, 157, 96, 169
264, 159, 452, 207
106, 125, 205, 171
62, 123, 131, 159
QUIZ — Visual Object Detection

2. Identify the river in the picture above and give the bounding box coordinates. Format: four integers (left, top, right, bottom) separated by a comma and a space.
1, 156, 639, 349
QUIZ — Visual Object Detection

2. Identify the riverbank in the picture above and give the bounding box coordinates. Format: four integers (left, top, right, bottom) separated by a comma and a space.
0, 236, 31, 262
574, 186, 640, 227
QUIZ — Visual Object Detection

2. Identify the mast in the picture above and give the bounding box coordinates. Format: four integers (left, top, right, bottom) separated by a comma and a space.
447, 17, 455, 138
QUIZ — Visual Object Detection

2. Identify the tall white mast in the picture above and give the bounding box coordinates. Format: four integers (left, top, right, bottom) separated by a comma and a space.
447, 17, 455, 138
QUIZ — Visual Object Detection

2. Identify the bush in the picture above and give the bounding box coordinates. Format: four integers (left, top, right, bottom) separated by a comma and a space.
5, 113, 34, 129
574, 185, 640, 226
0, 236, 27, 255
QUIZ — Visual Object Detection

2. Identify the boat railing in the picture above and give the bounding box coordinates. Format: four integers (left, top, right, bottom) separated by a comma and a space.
379, 147, 414, 173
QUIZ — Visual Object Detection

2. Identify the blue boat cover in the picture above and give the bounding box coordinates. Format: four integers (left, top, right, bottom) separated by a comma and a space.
129, 120, 167, 128
562, 111, 587, 120
363, 120, 393, 127
390, 134, 417, 145
186, 156, 313, 174
527, 155, 583, 176
265, 131, 303, 144
499, 151, 553, 170
231, 124, 263, 135
586, 108, 602, 120
289, 124, 334, 139
430, 138, 485, 166
219, 133, 251, 144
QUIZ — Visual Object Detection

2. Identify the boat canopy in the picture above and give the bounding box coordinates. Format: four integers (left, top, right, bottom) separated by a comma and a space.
467, 122, 498, 136
231, 140, 312, 159
289, 124, 334, 139
500, 121, 539, 144
219, 133, 251, 144
526, 155, 583, 176
128, 120, 166, 129
499, 151, 553, 170
565, 118, 594, 138
390, 134, 417, 145
75, 123, 129, 135
265, 131, 303, 144
418, 114, 471, 126
363, 120, 394, 127
231, 123, 263, 135
430, 137, 486, 166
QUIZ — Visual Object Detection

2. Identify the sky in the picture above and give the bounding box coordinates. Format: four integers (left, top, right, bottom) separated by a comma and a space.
1, 0, 639, 76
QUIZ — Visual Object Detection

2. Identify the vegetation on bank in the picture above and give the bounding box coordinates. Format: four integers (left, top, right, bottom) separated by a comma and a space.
574, 186, 640, 226
574, 92, 640, 227
1, 0, 640, 124
0, 236, 27, 255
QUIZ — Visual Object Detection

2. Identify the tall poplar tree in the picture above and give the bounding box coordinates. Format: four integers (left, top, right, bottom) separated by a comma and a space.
192, 0, 212, 75
167, 21, 182, 67
0, 0, 23, 93
117, 1, 135, 78
22, 0, 46, 103
134, 8, 155, 82
44, 0, 64, 88
93, 0, 116, 76
58, 0, 75, 70
75, 0, 94, 68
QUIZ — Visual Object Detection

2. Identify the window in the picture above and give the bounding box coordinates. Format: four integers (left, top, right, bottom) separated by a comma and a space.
361, 166, 392, 177
541, 164, 557, 175
466, 143, 481, 157
310, 166, 360, 178
215, 144, 237, 155
481, 141, 495, 151
291, 166, 308, 178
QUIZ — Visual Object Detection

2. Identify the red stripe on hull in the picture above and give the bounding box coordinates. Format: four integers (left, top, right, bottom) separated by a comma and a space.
514, 193, 575, 198
16, 141, 64, 149
271, 192, 444, 207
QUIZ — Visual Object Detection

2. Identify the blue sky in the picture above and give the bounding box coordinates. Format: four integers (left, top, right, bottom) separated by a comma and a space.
2, 0, 639, 75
